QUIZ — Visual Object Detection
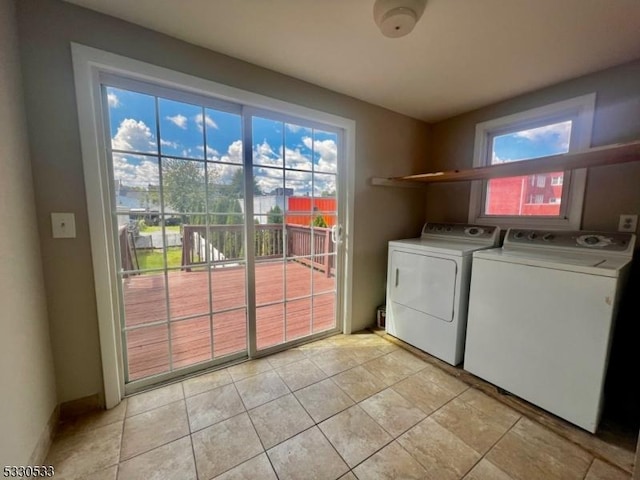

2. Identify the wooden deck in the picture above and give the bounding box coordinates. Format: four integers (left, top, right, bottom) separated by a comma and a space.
123, 261, 336, 380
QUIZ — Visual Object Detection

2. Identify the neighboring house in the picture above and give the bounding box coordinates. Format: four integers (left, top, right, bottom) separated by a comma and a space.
487, 172, 564, 216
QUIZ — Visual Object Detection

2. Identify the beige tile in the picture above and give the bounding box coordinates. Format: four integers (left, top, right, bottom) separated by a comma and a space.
121, 400, 189, 460
458, 389, 521, 428
45, 421, 122, 479
347, 346, 385, 364
227, 358, 273, 382
332, 365, 387, 402
392, 371, 459, 414
117, 436, 196, 480
186, 383, 245, 432
77, 465, 118, 480
464, 459, 514, 480
352, 441, 427, 480
432, 397, 517, 454
398, 418, 481, 480
311, 348, 359, 376
359, 388, 427, 437
248, 394, 314, 449
413, 362, 468, 395
192, 413, 263, 480
126, 383, 184, 417
301, 336, 339, 350
276, 358, 327, 391
361, 349, 426, 386
338, 473, 358, 480
235, 370, 290, 410
182, 368, 232, 397
266, 348, 307, 369
375, 342, 400, 354
485, 418, 592, 480
319, 405, 392, 467
56, 400, 127, 438
584, 459, 631, 480
294, 378, 354, 423
267, 426, 349, 480
213, 453, 277, 480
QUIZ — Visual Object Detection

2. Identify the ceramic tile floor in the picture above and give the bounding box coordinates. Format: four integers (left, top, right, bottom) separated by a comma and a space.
45, 333, 632, 480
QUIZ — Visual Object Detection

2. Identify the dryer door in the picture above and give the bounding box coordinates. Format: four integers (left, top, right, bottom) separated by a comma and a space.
390, 250, 457, 322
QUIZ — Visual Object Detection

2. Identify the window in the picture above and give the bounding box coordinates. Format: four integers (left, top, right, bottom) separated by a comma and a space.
469, 94, 595, 229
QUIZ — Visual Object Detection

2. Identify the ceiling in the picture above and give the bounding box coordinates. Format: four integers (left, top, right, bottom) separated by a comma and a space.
65, 0, 640, 123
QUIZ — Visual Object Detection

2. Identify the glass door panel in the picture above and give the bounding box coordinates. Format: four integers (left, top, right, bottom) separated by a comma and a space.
251, 115, 339, 351
105, 85, 248, 385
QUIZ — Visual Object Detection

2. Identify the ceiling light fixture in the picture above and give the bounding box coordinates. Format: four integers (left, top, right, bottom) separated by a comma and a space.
373, 0, 427, 38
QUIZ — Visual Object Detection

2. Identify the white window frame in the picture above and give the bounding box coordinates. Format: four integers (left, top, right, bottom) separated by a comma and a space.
469, 93, 595, 229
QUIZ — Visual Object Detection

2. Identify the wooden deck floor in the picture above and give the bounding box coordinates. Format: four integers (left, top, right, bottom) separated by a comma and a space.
123, 261, 336, 380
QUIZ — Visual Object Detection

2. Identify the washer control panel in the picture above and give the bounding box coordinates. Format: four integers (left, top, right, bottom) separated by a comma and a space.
507, 229, 635, 252
422, 223, 499, 241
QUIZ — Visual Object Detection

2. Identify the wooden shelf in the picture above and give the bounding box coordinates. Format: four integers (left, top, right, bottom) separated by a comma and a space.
371, 140, 640, 186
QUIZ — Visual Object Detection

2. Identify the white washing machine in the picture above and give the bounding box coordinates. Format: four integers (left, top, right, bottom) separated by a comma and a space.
386, 222, 500, 365
464, 228, 636, 433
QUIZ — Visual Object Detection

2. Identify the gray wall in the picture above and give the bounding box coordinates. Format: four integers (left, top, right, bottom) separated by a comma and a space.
424, 58, 640, 434
0, 0, 57, 464
16, 0, 430, 403
425, 59, 640, 229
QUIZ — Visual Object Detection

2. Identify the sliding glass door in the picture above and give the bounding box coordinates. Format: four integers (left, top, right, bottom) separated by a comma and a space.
102, 79, 342, 388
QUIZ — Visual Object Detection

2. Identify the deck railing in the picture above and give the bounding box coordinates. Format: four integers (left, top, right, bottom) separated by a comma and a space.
182, 224, 335, 276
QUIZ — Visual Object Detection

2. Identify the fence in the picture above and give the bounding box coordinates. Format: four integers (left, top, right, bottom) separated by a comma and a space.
182, 224, 335, 276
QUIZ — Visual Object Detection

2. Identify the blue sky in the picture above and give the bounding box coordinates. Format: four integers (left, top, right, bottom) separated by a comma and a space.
106, 87, 337, 196
492, 120, 572, 164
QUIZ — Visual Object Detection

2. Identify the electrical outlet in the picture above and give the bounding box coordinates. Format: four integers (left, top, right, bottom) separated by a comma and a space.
618, 214, 638, 233
51, 212, 76, 238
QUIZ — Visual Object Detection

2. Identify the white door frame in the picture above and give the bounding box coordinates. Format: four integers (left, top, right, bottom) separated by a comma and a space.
71, 43, 356, 408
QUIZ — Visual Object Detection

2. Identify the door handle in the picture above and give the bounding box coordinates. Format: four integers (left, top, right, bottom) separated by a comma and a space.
331, 224, 343, 244
395, 268, 399, 287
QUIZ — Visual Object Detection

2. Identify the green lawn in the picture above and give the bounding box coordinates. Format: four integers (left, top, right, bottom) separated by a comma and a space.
139, 225, 181, 233
136, 246, 183, 271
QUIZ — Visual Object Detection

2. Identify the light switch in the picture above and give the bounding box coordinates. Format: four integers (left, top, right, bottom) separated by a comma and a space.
51, 213, 76, 238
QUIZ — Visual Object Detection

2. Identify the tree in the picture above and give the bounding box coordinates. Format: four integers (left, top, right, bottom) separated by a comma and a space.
228, 169, 263, 198
312, 214, 328, 228
267, 205, 283, 224
162, 159, 208, 223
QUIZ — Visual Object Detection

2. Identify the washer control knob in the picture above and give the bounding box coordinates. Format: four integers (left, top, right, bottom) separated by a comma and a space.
542, 233, 554, 241
445, 226, 453, 232
513, 231, 524, 239
465, 227, 483, 236
584, 236, 599, 245
528, 232, 538, 240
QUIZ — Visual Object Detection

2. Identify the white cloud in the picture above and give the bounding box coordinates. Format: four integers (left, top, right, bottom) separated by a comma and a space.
195, 113, 218, 132
112, 118, 156, 152
113, 154, 158, 188
166, 114, 188, 129
514, 121, 572, 150
284, 147, 312, 170
253, 140, 281, 167
107, 92, 120, 108
160, 139, 179, 149
302, 137, 337, 173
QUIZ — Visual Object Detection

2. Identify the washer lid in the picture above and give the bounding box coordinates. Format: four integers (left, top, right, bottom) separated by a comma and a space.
473, 248, 631, 277
389, 237, 497, 256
